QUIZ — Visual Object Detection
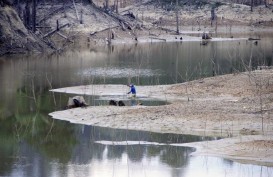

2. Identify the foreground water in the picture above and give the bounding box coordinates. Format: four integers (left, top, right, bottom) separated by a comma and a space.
1, 33, 273, 177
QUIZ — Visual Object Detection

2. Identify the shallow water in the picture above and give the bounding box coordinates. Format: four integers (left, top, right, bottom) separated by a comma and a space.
0, 32, 273, 177
2, 125, 273, 177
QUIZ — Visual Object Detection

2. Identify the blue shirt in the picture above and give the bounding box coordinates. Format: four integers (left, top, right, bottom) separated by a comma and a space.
129, 85, 136, 94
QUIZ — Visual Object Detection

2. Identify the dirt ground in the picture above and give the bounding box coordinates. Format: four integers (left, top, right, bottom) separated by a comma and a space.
49, 69, 273, 166
1, 1, 272, 55
35, 2, 273, 48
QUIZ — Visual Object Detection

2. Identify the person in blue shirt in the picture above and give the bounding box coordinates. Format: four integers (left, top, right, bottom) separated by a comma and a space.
127, 84, 136, 97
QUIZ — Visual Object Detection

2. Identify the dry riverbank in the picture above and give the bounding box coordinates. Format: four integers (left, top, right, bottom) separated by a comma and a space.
49, 69, 273, 166
1, 1, 272, 55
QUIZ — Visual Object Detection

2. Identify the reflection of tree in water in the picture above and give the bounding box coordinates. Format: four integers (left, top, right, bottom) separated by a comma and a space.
127, 145, 145, 162
0, 84, 79, 176
147, 146, 162, 158
0, 115, 18, 176
222, 158, 234, 166
160, 146, 193, 167
0, 70, 215, 176
82, 125, 200, 168
15, 86, 77, 161
107, 145, 126, 160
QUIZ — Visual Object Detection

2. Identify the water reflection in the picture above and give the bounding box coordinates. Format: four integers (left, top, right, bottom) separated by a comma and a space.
0, 33, 273, 177
3, 123, 273, 177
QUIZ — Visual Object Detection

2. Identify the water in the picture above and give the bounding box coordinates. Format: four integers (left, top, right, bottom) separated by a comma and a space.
0, 32, 273, 177
2, 125, 272, 177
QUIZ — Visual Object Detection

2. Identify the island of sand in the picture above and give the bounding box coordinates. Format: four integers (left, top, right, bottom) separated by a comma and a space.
49, 68, 273, 167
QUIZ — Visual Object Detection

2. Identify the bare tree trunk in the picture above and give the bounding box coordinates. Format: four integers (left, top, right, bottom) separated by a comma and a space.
251, 0, 253, 11
105, 0, 109, 9
211, 8, 215, 27
116, 0, 119, 13
32, 0, 36, 32
264, 0, 268, 7
176, 0, 179, 34
25, 0, 31, 29
80, 10, 83, 24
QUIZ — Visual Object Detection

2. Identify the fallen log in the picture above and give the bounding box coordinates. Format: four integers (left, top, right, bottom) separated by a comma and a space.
43, 23, 70, 38
120, 22, 126, 31
56, 32, 73, 43
90, 3, 139, 31
149, 37, 166, 41
90, 31, 97, 36
248, 38, 261, 40
42, 38, 57, 50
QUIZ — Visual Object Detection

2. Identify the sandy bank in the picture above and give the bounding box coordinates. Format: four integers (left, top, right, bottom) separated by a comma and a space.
49, 69, 273, 166
179, 135, 273, 167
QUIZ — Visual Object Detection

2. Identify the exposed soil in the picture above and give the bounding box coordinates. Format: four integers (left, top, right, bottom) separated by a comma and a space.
2, 1, 273, 55
49, 69, 273, 166
0, 6, 50, 55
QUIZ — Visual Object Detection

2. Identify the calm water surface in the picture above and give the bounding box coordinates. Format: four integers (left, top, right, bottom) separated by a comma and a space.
0, 32, 273, 177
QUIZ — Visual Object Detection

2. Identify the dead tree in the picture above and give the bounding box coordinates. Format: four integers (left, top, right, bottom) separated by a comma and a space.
116, 0, 119, 13
175, 0, 179, 34
211, 7, 215, 27
32, 0, 36, 32
105, 0, 109, 9
43, 23, 70, 38
25, 0, 31, 28
264, 0, 268, 7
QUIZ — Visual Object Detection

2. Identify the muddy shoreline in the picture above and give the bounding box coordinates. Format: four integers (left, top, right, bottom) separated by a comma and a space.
49, 69, 273, 166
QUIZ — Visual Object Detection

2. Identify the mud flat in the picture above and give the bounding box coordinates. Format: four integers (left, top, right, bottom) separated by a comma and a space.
49, 69, 273, 166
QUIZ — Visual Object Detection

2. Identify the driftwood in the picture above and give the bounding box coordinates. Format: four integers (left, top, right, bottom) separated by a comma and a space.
42, 38, 57, 50
149, 37, 166, 41
120, 21, 126, 31
91, 4, 138, 31
56, 32, 73, 42
90, 31, 97, 36
248, 38, 261, 40
108, 12, 135, 30
43, 23, 70, 38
